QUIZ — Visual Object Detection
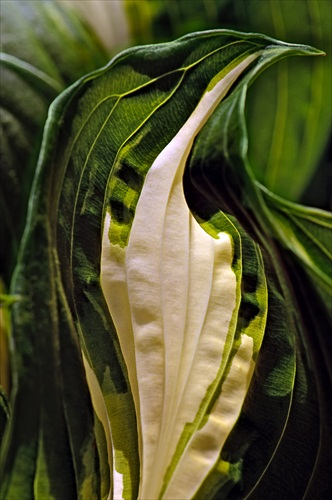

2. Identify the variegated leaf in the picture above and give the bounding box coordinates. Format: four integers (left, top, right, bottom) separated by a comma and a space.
1, 29, 328, 500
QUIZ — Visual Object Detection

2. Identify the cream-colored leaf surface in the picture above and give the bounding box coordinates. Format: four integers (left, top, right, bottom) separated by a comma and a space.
163, 335, 254, 499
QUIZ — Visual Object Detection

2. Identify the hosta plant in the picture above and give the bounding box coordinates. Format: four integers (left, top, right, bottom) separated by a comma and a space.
0, 14, 331, 500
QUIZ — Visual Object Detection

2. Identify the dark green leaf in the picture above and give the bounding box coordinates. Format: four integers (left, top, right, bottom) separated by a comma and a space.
0, 0, 108, 284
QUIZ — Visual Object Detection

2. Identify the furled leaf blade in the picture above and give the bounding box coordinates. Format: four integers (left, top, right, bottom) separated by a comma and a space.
185, 38, 331, 498
2, 27, 330, 499
49, 30, 274, 498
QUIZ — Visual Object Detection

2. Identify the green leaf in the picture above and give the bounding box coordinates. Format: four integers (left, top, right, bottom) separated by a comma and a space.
2, 28, 328, 499
0, 0, 107, 86
259, 184, 332, 316
0, 0, 108, 284
125, 0, 332, 204
185, 35, 331, 498
242, 0, 332, 203
0, 242, 104, 499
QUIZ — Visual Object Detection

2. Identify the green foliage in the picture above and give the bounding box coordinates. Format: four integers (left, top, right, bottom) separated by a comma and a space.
0, 0, 108, 283
0, 1, 331, 499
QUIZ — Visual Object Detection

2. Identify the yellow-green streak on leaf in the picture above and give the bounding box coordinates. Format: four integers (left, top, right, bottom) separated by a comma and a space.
34, 437, 53, 500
